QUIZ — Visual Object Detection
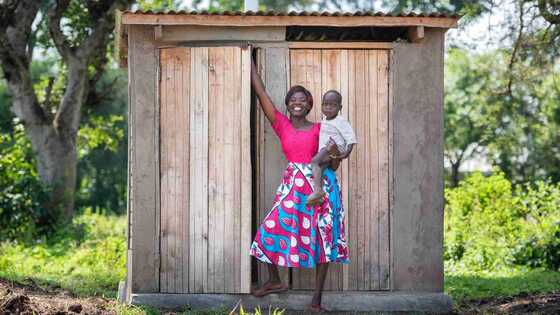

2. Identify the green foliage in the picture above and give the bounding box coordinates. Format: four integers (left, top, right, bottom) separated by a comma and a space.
0, 125, 56, 241
0, 211, 126, 297
76, 68, 128, 214
512, 182, 560, 270
445, 172, 560, 272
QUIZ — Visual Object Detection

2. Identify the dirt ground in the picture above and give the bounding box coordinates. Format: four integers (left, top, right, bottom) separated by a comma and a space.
1, 278, 559, 314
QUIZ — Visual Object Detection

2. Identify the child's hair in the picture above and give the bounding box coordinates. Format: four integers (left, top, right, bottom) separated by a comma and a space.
322, 90, 342, 105
285, 85, 314, 109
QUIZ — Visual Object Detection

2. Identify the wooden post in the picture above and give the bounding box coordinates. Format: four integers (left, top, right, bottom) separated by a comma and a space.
408, 26, 425, 43
154, 25, 163, 41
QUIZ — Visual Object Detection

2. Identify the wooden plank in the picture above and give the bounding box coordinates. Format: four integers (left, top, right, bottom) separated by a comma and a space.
122, 13, 460, 28
160, 48, 191, 293
288, 42, 392, 50
207, 46, 225, 293
339, 49, 351, 291
377, 50, 391, 290
257, 47, 290, 288
367, 50, 380, 291
239, 46, 252, 294
189, 47, 209, 293
388, 49, 395, 291
408, 26, 425, 43
355, 50, 368, 291
346, 49, 358, 291
180, 48, 191, 294
128, 25, 159, 293
159, 49, 169, 293
223, 46, 239, 293
159, 25, 285, 42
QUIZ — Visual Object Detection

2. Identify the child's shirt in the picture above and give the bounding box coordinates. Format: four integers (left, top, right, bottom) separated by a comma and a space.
318, 115, 357, 153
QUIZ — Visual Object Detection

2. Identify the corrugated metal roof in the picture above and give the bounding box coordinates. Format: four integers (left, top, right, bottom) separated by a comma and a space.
123, 9, 460, 18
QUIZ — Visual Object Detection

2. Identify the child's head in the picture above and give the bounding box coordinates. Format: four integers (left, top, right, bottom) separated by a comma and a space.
322, 90, 342, 120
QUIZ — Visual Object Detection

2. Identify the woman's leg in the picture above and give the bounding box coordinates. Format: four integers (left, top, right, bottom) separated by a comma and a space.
310, 263, 329, 310
251, 263, 288, 297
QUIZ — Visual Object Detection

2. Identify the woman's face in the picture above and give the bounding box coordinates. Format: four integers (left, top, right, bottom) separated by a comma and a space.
287, 91, 311, 118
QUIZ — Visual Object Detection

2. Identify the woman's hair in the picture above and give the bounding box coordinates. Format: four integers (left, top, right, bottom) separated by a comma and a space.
285, 85, 313, 109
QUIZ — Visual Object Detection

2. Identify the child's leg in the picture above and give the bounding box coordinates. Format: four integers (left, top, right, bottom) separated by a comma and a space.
307, 148, 331, 205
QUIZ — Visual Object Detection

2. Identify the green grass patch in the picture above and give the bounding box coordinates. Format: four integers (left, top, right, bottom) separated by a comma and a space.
0, 210, 126, 298
445, 266, 560, 302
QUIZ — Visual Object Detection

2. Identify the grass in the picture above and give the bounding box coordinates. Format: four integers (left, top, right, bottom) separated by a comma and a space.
0, 210, 126, 298
445, 266, 560, 302
0, 212, 559, 314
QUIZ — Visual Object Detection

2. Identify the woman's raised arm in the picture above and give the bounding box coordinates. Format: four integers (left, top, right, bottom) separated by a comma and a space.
251, 59, 276, 124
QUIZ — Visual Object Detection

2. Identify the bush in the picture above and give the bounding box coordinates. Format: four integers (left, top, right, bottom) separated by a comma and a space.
445, 172, 560, 271
513, 181, 560, 270
0, 125, 59, 241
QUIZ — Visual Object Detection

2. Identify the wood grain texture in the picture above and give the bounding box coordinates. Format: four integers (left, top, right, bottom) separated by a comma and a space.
189, 47, 209, 293
256, 48, 290, 287
128, 25, 159, 293
377, 50, 391, 290
288, 49, 391, 291
239, 47, 252, 294
159, 46, 251, 294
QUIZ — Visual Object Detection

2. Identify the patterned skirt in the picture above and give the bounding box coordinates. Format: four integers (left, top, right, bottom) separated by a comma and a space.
250, 162, 349, 268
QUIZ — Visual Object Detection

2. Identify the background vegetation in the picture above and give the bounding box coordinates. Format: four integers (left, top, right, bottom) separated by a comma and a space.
0, 0, 559, 313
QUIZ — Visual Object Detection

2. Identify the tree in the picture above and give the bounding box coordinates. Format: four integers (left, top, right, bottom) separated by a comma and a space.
0, 0, 132, 217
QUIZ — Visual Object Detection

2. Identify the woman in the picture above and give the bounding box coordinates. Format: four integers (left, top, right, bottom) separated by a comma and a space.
249, 60, 349, 312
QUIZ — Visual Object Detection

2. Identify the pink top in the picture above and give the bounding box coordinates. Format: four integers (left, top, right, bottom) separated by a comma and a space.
271, 109, 321, 163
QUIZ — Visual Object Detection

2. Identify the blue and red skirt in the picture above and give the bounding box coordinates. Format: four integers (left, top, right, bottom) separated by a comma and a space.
250, 162, 349, 268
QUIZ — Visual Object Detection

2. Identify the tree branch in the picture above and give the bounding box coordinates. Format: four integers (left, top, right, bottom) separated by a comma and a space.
48, 0, 74, 61
0, 0, 47, 126
507, 0, 525, 97
76, 0, 124, 60
538, 0, 560, 24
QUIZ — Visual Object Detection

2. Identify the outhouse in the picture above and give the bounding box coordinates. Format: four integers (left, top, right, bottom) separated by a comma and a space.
117, 10, 460, 313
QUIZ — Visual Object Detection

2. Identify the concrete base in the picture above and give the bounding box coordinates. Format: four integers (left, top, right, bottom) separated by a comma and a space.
129, 291, 453, 313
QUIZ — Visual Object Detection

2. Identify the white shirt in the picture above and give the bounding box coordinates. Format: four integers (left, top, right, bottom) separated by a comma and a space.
318, 115, 357, 153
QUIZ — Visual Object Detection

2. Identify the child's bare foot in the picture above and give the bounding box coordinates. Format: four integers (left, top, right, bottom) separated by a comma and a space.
250, 281, 288, 297
306, 190, 325, 206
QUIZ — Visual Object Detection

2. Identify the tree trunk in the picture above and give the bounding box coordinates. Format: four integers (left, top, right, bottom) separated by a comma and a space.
33, 126, 78, 217
450, 161, 461, 188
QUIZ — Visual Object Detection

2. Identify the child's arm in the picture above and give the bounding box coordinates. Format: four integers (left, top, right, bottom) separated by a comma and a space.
251, 59, 276, 124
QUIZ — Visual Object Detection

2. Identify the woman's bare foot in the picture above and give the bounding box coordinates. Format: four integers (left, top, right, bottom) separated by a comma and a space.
250, 281, 288, 297
306, 190, 325, 206
307, 294, 325, 312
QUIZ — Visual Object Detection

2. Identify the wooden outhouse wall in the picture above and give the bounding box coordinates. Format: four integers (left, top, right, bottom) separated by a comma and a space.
126, 24, 446, 295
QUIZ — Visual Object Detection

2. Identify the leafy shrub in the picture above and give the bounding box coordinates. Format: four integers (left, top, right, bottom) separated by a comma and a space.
445, 172, 560, 271
0, 125, 59, 241
512, 182, 560, 270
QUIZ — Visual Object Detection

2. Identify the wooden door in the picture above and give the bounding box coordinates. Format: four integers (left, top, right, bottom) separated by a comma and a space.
158, 47, 252, 293
289, 49, 391, 291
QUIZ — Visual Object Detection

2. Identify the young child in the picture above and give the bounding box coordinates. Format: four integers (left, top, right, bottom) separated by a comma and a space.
307, 90, 357, 206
